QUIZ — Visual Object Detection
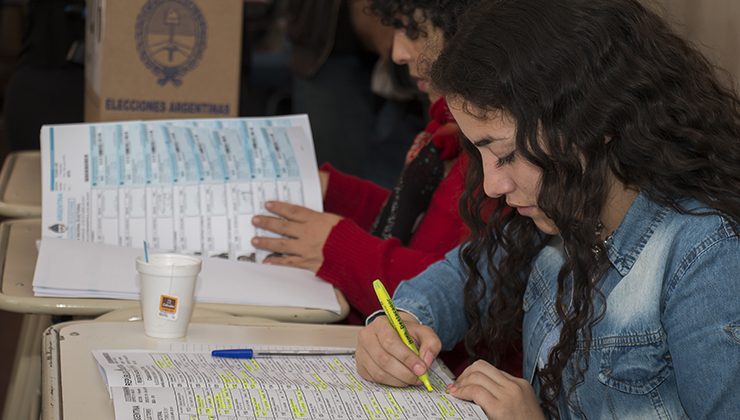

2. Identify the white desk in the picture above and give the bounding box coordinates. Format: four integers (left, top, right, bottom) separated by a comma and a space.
0, 218, 349, 320
0, 151, 41, 218
0, 218, 349, 420
41, 320, 361, 420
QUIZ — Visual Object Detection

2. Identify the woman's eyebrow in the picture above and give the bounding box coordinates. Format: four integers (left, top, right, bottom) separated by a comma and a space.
472, 135, 508, 147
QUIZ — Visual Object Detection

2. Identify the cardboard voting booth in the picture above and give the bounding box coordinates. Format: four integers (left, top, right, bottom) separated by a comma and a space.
84, 0, 243, 122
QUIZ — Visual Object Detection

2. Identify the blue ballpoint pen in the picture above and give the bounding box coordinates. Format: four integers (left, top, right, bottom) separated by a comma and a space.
211, 348, 355, 359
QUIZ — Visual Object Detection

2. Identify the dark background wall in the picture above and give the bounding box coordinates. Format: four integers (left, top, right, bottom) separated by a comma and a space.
0, 1, 28, 415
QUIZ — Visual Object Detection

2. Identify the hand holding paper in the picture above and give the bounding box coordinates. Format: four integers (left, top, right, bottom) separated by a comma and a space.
251, 201, 343, 273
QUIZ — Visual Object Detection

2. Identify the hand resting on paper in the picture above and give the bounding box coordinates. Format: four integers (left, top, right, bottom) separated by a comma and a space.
251, 201, 342, 273
355, 312, 440, 387
448, 360, 544, 420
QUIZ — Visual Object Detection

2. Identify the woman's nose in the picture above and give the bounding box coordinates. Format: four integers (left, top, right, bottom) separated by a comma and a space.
391, 32, 411, 65
483, 164, 514, 199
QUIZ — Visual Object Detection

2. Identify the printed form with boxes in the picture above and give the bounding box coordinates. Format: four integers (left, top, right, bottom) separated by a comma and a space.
34, 115, 342, 313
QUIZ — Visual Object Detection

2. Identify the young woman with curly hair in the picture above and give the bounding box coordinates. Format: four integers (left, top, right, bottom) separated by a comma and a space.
355, 0, 740, 418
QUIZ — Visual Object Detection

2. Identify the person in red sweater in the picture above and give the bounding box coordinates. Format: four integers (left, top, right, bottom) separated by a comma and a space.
251, 0, 482, 321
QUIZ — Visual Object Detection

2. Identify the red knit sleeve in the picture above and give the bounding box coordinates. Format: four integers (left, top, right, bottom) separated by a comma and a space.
316, 219, 453, 316
316, 98, 478, 318
321, 163, 390, 230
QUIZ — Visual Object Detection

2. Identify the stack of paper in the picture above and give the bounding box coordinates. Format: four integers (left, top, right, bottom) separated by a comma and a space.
34, 116, 342, 312
32, 238, 341, 312
92, 347, 488, 419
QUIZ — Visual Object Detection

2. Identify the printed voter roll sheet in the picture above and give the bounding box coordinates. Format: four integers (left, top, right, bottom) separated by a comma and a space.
32, 238, 341, 313
39, 115, 321, 262
92, 350, 488, 420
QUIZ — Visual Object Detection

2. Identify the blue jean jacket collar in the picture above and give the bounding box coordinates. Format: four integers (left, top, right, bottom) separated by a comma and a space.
605, 192, 670, 276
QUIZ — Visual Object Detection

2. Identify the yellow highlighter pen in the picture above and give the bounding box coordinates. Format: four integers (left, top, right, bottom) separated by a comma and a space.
372, 279, 434, 392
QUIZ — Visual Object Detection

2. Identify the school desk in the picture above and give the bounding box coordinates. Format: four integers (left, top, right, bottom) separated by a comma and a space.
0, 218, 350, 420
0, 218, 350, 321
41, 319, 361, 420
0, 152, 350, 321
0, 151, 41, 218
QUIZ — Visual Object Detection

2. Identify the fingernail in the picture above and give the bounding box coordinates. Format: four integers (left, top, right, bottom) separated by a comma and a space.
251, 237, 260, 246
447, 384, 457, 393
422, 351, 434, 366
252, 216, 261, 225
413, 364, 426, 376
265, 201, 274, 209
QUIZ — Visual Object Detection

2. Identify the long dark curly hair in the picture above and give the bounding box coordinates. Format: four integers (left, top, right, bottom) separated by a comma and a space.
367, 0, 477, 40
430, 0, 740, 416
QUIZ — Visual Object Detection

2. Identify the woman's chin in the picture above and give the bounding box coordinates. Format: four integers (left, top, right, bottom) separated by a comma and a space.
416, 79, 429, 93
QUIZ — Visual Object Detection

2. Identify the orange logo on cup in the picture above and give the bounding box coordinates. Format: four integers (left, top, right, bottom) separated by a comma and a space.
159, 295, 179, 313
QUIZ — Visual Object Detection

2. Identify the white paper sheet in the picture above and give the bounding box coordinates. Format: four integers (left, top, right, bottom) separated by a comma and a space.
39, 115, 321, 261
32, 238, 341, 313
93, 348, 487, 420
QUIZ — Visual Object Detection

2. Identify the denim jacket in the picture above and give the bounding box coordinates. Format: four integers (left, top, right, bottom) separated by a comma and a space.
393, 193, 740, 418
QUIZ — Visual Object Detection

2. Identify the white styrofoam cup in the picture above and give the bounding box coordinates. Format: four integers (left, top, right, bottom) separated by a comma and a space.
136, 253, 202, 338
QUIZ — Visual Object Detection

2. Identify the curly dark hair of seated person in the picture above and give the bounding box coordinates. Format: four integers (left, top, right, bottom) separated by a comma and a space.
431, 0, 740, 416
366, 0, 479, 40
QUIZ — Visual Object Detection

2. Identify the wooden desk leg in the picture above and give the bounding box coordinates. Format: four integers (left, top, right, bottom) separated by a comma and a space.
1, 314, 51, 420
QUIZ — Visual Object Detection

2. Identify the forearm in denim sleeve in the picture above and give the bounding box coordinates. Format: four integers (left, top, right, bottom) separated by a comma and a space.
392, 246, 471, 350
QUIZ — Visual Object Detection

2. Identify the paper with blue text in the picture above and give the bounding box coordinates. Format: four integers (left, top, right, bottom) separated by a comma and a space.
34, 116, 341, 313
40, 115, 321, 261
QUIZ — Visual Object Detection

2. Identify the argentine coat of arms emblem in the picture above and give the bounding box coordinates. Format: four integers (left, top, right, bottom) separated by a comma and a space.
135, 0, 207, 86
